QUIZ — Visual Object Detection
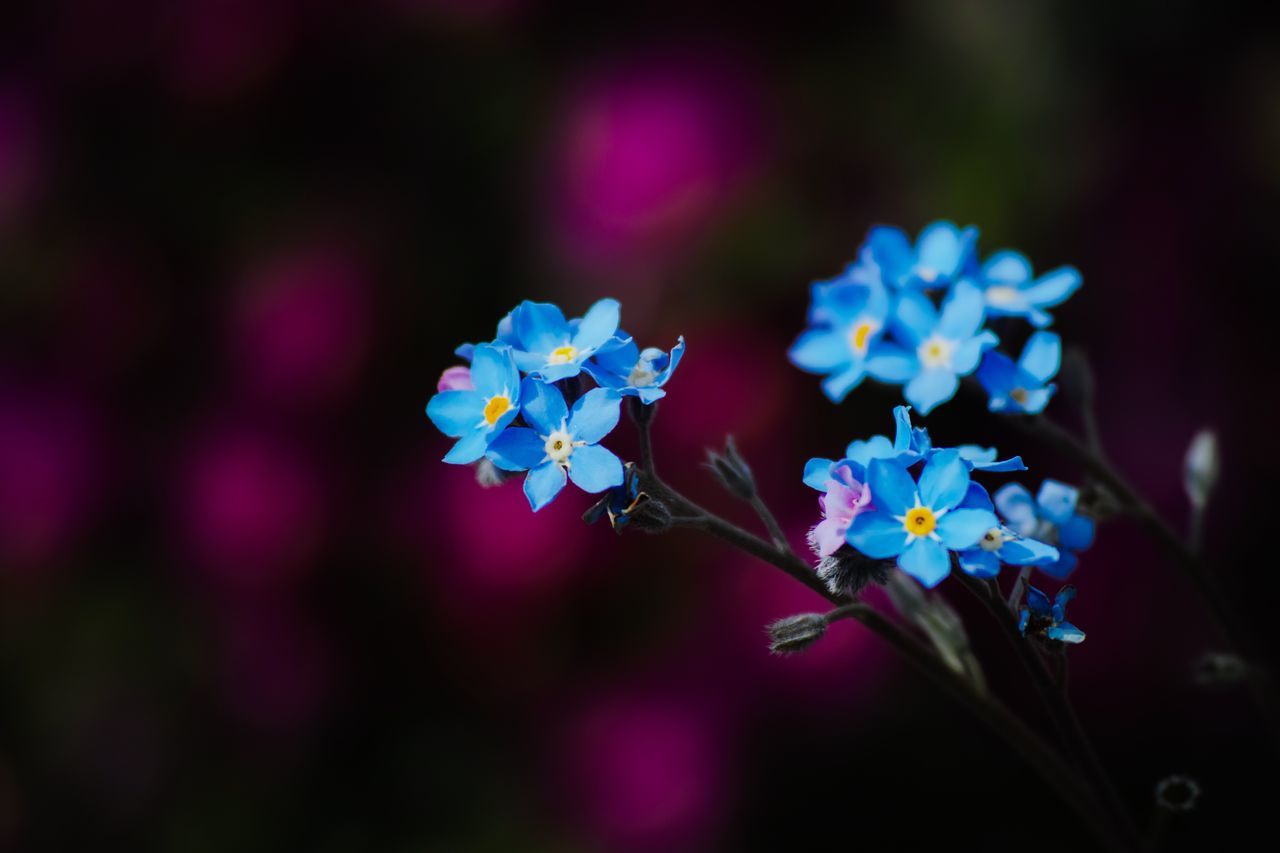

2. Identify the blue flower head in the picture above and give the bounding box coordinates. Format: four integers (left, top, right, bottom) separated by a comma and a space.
802, 405, 918, 489
976, 250, 1081, 328
953, 486, 1060, 578
506, 298, 628, 382
994, 480, 1096, 579
866, 220, 980, 290
588, 335, 685, 404
789, 269, 914, 402
892, 281, 1000, 414
977, 331, 1061, 414
845, 450, 1000, 588
425, 344, 523, 464
1019, 585, 1085, 644
486, 379, 625, 511
899, 406, 1027, 473
583, 462, 651, 531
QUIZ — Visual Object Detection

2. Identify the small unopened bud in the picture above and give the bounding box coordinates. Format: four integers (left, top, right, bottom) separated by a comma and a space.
766, 612, 828, 654
816, 547, 892, 597
1154, 775, 1201, 813
630, 496, 673, 534
1183, 429, 1219, 509
705, 436, 755, 500
1191, 652, 1250, 688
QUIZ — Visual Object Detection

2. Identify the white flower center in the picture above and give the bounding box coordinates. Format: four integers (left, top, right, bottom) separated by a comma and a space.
986, 285, 1020, 306
628, 362, 658, 387
918, 335, 954, 369
544, 429, 575, 465
979, 528, 1005, 552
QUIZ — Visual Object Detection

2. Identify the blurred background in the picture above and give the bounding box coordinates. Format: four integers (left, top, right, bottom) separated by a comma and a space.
2, 1, 1278, 850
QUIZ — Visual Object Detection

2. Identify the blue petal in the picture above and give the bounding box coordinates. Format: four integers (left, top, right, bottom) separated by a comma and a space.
426, 390, 484, 437
486, 427, 546, 471
572, 298, 622, 353
898, 538, 951, 587
811, 279, 872, 323
568, 388, 622, 444
654, 336, 686, 385
513, 301, 569, 354
591, 336, 640, 377
919, 449, 970, 511
1036, 480, 1079, 526
470, 344, 518, 398
790, 327, 853, 373
978, 350, 1017, 406
1025, 585, 1052, 614
820, 364, 867, 402
524, 462, 567, 511
519, 378, 568, 436
981, 250, 1033, 285
959, 481, 995, 512
636, 387, 666, 404
952, 330, 999, 376
958, 548, 1001, 578
1024, 266, 1081, 309
905, 368, 959, 415
1038, 551, 1077, 579
568, 444, 624, 493
938, 281, 986, 340
936, 508, 997, 549
994, 483, 1039, 536
846, 511, 909, 558
1019, 332, 1061, 384
442, 428, 490, 465
803, 457, 837, 491
867, 458, 918, 516
969, 454, 1027, 473
999, 537, 1059, 566
512, 349, 550, 374
846, 435, 894, 466
1057, 514, 1096, 550
538, 362, 584, 382
866, 226, 913, 285
865, 343, 917, 383
892, 405, 914, 453
915, 221, 974, 284
1018, 608, 1031, 633
1046, 621, 1085, 644
893, 290, 939, 346
1055, 585, 1077, 608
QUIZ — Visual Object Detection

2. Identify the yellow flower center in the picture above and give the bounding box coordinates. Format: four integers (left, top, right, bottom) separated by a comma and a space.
548, 345, 578, 365
1010, 387, 1029, 405
904, 507, 937, 537
848, 320, 877, 355
919, 336, 953, 369
483, 395, 511, 425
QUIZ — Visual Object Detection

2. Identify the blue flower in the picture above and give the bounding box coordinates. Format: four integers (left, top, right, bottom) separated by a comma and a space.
1019, 585, 1085, 644
583, 462, 651, 531
994, 480, 1096, 579
506, 298, 627, 382
892, 281, 1000, 414
898, 407, 1027, 472
789, 269, 914, 402
802, 405, 917, 490
977, 331, 1061, 414
486, 379, 625, 511
587, 335, 686, 404
953, 486, 1060, 578
845, 450, 1000, 588
976, 250, 1081, 328
425, 344, 523, 464
866, 220, 980, 290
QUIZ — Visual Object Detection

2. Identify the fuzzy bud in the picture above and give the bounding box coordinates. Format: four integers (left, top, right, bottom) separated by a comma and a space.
1183, 429, 1219, 510
766, 613, 828, 655
816, 546, 892, 597
705, 436, 755, 501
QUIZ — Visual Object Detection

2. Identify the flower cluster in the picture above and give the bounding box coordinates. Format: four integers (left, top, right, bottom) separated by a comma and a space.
425, 298, 684, 511
789, 221, 1079, 414
1019, 585, 1086, 644
805, 407, 1069, 589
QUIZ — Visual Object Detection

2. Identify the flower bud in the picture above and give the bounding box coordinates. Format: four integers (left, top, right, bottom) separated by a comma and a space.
1154, 775, 1201, 812
816, 546, 891, 597
1183, 429, 1219, 509
705, 436, 755, 501
766, 613, 828, 654
1191, 652, 1250, 688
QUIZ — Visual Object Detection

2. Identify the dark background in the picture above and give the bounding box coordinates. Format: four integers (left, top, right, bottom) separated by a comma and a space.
2, 1, 1279, 850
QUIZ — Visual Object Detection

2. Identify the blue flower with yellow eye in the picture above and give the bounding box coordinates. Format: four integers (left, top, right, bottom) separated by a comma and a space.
975, 250, 1081, 328
425, 344, 523, 464
977, 331, 1061, 414
486, 379, 624, 511
789, 267, 915, 402
845, 449, 1000, 588
994, 480, 1096, 579
588, 335, 685, 404
1020, 585, 1085, 644
953, 485, 1060, 577
866, 220, 980, 290
892, 281, 1000, 414
506, 298, 628, 382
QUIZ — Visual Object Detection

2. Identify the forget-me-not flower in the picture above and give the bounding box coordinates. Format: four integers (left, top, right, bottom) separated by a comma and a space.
995, 480, 1096, 578
425, 344, 523, 464
506, 298, 627, 382
486, 379, 624, 511
845, 450, 1000, 587
1019, 585, 1085, 644
789, 272, 914, 402
892, 281, 999, 414
953, 485, 1060, 577
975, 250, 1081, 328
802, 405, 917, 490
587, 335, 685, 404
977, 331, 1061, 414
865, 220, 979, 290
